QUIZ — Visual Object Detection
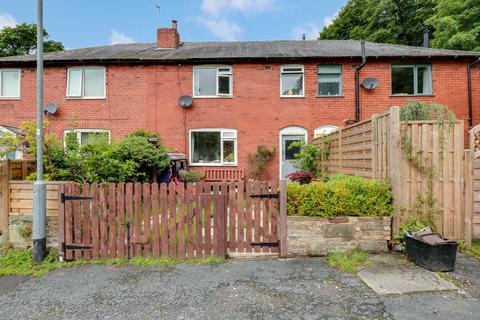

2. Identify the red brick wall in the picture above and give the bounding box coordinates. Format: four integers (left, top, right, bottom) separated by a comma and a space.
1, 59, 478, 180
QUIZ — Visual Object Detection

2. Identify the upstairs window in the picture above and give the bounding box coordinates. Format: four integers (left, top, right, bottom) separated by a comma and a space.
318, 65, 342, 96
67, 67, 106, 98
190, 129, 237, 166
193, 66, 232, 97
391, 65, 432, 95
0, 69, 20, 98
281, 65, 304, 97
64, 129, 110, 148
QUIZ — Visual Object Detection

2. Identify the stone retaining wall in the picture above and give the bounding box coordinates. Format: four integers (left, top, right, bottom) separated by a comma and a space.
287, 216, 391, 256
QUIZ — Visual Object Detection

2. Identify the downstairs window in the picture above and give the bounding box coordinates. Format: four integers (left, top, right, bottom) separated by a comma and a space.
190, 129, 237, 166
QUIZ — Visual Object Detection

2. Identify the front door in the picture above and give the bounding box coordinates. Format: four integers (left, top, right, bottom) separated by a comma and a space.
281, 135, 304, 178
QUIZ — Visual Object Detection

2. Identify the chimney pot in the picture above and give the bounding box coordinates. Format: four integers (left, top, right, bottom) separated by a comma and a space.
172, 20, 178, 29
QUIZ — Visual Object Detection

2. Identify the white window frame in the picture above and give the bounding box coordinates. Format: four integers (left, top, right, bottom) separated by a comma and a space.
391, 64, 432, 96
63, 129, 111, 148
279, 126, 308, 178
193, 65, 233, 98
189, 128, 238, 166
0, 69, 21, 99
66, 66, 106, 99
317, 65, 342, 97
280, 65, 305, 98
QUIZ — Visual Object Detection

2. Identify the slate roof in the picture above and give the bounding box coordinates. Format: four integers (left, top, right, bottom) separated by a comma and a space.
0, 40, 478, 65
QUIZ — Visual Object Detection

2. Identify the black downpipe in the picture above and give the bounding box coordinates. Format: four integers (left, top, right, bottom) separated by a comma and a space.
468, 58, 480, 129
355, 41, 367, 123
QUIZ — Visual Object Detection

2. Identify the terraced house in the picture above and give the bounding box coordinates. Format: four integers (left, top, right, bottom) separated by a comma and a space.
0, 21, 479, 179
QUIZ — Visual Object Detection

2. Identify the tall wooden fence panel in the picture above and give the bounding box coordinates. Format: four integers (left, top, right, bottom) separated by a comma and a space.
58, 181, 285, 261
470, 125, 480, 240
315, 119, 374, 178
315, 106, 472, 243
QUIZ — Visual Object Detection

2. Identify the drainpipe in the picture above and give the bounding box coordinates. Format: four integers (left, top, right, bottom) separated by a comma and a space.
355, 41, 367, 122
468, 58, 480, 129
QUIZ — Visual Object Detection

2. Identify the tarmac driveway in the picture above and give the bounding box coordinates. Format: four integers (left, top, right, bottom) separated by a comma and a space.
0, 255, 479, 320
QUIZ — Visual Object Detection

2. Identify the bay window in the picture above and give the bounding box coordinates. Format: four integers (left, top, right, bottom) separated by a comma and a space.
190, 129, 237, 166
391, 64, 432, 95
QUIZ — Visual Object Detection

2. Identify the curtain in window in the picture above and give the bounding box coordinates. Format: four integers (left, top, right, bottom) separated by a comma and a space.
1, 70, 20, 97
84, 68, 105, 97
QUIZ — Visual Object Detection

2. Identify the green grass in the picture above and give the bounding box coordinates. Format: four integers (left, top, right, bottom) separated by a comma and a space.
0, 249, 225, 277
436, 272, 463, 287
326, 249, 368, 273
459, 240, 480, 259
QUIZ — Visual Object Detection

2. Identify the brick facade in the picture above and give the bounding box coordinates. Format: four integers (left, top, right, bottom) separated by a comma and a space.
1, 58, 479, 180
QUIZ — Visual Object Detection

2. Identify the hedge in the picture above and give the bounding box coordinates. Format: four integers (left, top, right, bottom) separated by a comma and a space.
287, 174, 394, 217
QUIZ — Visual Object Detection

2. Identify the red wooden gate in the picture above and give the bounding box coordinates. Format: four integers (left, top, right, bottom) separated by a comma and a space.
58, 181, 287, 261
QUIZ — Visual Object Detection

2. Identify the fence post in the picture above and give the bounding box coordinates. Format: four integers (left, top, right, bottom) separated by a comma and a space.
338, 128, 343, 173
464, 150, 473, 249
371, 114, 378, 179
58, 183, 65, 261
388, 106, 401, 235
278, 179, 288, 258
0, 160, 9, 234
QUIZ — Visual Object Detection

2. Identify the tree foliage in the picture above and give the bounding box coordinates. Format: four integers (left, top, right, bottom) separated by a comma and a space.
428, 0, 480, 51
0, 122, 168, 183
320, 0, 480, 51
0, 23, 64, 57
320, 0, 436, 47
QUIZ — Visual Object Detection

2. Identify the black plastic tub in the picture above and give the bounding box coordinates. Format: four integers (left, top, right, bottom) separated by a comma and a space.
405, 233, 458, 272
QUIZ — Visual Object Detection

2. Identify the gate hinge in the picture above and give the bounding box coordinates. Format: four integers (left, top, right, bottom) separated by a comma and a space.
61, 193, 93, 203
249, 193, 279, 199
62, 243, 93, 251
250, 241, 279, 247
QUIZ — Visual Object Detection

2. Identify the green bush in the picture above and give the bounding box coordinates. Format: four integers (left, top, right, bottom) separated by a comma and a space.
393, 219, 427, 252
287, 174, 393, 217
179, 169, 203, 183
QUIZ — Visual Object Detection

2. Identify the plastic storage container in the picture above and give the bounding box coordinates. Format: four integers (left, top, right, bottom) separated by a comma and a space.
405, 233, 458, 272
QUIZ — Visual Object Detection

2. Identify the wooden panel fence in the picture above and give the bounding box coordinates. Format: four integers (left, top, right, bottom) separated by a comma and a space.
59, 181, 286, 261
315, 106, 473, 245
0, 160, 36, 233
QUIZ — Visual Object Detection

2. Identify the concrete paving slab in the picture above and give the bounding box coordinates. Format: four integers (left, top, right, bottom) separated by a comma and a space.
358, 254, 458, 295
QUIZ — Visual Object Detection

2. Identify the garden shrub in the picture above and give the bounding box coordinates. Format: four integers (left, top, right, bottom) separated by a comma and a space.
179, 169, 203, 183
393, 219, 427, 252
287, 174, 393, 217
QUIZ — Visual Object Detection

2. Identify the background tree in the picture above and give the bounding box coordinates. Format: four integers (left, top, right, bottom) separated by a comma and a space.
0, 23, 64, 57
428, 0, 480, 51
320, 0, 437, 47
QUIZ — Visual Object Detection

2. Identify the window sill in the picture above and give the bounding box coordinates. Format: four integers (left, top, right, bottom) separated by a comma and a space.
280, 96, 305, 99
193, 96, 233, 99
390, 94, 435, 97
0, 97, 21, 101
316, 95, 344, 98
189, 163, 238, 167
65, 96, 107, 100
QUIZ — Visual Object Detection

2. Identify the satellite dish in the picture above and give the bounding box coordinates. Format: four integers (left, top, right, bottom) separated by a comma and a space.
178, 95, 193, 108
362, 78, 379, 90
44, 102, 58, 116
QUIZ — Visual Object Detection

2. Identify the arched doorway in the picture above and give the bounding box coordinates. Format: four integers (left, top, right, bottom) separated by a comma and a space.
279, 126, 308, 178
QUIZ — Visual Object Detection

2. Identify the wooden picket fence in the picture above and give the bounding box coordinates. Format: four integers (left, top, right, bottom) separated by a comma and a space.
58, 181, 287, 261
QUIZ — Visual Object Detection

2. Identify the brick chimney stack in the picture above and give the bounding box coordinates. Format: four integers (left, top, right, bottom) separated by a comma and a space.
157, 20, 180, 48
